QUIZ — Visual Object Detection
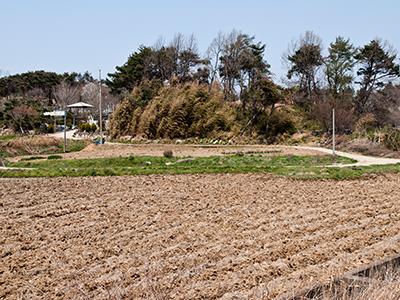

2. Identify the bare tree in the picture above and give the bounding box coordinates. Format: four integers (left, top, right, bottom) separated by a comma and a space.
186, 33, 198, 54
153, 36, 166, 51
53, 80, 81, 108
150, 33, 203, 83
101, 86, 120, 113
81, 82, 119, 113
9, 105, 38, 133
218, 30, 243, 99
170, 33, 185, 77
206, 31, 225, 85
368, 84, 400, 125
25, 88, 47, 100
81, 82, 98, 105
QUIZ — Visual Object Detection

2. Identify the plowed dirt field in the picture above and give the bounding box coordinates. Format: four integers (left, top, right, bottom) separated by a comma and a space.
1, 174, 400, 299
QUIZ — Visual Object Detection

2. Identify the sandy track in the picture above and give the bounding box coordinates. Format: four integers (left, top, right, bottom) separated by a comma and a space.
296, 146, 400, 167
2, 174, 400, 299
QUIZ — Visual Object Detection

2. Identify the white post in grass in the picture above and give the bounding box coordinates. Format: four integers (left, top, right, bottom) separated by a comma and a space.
332, 108, 336, 157
63, 111, 67, 153
99, 69, 103, 144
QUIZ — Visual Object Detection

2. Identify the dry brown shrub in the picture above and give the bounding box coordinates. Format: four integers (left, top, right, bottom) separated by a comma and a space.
287, 267, 400, 300
311, 98, 355, 133
317, 279, 400, 300
111, 83, 238, 140
108, 95, 137, 138
384, 128, 400, 151
163, 150, 173, 158
5, 136, 60, 155
354, 113, 377, 134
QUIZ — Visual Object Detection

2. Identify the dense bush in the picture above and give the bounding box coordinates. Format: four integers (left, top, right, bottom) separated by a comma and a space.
1, 98, 46, 133
79, 123, 97, 133
46, 124, 55, 133
255, 109, 296, 142
110, 83, 238, 139
108, 81, 162, 138
163, 150, 173, 158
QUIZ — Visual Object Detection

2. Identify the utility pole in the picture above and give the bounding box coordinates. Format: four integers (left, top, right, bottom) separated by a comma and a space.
63, 111, 67, 152
99, 69, 103, 143
332, 108, 336, 157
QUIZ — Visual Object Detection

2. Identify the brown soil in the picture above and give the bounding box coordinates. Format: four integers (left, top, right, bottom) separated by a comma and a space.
64, 143, 323, 160
8, 143, 323, 162
10, 143, 324, 162
2, 174, 400, 299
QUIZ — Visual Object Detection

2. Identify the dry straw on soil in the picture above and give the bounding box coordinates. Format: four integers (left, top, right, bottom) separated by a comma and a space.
1, 136, 60, 156
2, 174, 400, 299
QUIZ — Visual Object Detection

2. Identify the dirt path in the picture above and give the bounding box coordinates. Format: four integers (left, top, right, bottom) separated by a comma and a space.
295, 146, 400, 167
0, 167, 32, 170
46, 129, 89, 140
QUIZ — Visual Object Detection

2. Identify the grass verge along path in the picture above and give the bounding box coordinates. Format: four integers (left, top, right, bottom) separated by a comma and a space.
0, 154, 376, 179
2, 153, 400, 179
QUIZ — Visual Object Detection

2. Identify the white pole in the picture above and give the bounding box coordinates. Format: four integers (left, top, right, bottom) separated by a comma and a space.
99, 69, 103, 143
63, 111, 67, 153
332, 108, 336, 156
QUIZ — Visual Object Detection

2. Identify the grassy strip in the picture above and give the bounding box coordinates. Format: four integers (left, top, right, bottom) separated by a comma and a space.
0, 134, 17, 142
61, 140, 87, 153
276, 164, 400, 180
0, 154, 370, 179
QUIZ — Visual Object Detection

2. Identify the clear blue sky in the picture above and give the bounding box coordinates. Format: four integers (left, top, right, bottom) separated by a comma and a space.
1, 0, 399, 81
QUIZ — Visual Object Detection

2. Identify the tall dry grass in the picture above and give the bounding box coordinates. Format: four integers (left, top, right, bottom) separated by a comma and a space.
1, 136, 60, 156
283, 268, 400, 300
109, 83, 239, 140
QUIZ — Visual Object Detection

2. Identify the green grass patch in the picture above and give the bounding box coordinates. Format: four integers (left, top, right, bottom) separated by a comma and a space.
0, 150, 9, 159
0, 134, 17, 142
62, 140, 87, 153
0, 154, 370, 179
47, 155, 63, 160
20, 156, 44, 161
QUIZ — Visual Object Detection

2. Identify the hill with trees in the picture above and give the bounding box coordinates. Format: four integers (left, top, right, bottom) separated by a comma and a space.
1, 30, 400, 149
107, 31, 400, 146
0, 71, 117, 133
